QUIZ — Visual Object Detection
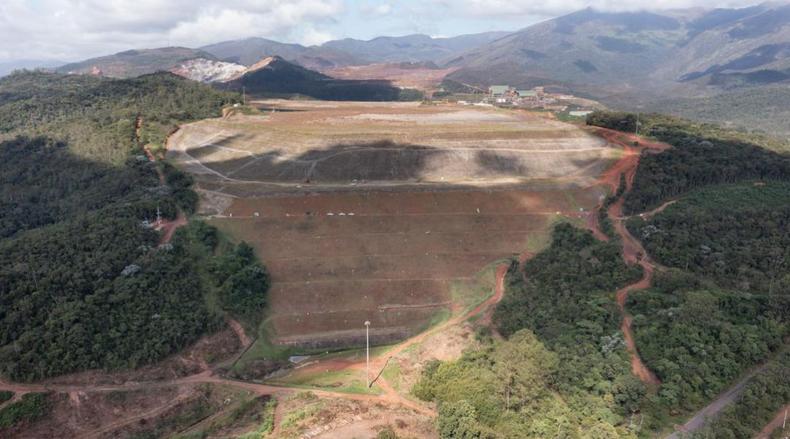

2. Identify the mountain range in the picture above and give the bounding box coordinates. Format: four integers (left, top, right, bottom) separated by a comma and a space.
12, 2, 788, 135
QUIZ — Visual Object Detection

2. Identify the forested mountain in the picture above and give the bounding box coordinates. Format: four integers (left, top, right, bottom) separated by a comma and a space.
56, 47, 215, 78
642, 86, 790, 138
218, 56, 422, 101
0, 71, 234, 163
0, 72, 268, 381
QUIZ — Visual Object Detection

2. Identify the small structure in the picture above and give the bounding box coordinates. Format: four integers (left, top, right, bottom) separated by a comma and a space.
488, 85, 510, 98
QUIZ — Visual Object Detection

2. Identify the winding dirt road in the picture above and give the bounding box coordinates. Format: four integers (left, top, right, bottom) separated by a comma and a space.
0, 260, 510, 437
589, 127, 667, 387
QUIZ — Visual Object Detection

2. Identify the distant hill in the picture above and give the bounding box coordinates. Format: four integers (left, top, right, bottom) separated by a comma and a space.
200, 32, 510, 71
447, 4, 790, 97
642, 85, 790, 140
201, 37, 363, 70
217, 56, 421, 101
0, 59, 62, 77
56, 47, 215, 78
321, 32, 510, 64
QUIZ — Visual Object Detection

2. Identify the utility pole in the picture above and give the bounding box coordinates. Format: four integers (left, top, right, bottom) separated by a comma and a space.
635, 112, 640, 136
365, 320, 371, 388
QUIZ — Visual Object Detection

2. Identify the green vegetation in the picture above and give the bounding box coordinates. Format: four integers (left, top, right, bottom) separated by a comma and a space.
0, 72, 268, 381
416, 224, 644, 438
690, 349, 790, 438
210, 241, 269, 328
275, 368, 382, 395
584, 114, 790, 435
598, 173, 627, 240
0, 393, 51, 429
221, 59, 423, 102
628, 271, 787, 411
377, 427, 400, 439
177, 394, 276, 439
586, 111, 790, 214
0, 70, 237, 163
628, 182, 790, 294
646, 86, 790, 141
236, 398, 277, 439
494, 223, 642, 340
418, 115, 790, 437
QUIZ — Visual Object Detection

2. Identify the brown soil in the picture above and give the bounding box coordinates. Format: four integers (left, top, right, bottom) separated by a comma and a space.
755, 404, 789, 439
156, 210, 187, 246
325, 63, 458, 91
589, 127, 669, 387
212, 188, 597, 346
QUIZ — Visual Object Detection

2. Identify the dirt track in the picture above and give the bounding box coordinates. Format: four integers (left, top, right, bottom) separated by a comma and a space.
591, 127, 668, 387
0, 260, 510, 437
755, 404, 789, 439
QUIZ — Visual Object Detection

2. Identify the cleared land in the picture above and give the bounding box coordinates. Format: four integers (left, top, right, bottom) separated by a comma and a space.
325, 63, 458, 91
168, 101, 618, 349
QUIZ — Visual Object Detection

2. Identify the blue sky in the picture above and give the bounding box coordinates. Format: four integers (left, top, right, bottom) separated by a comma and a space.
0, 0, 769, 62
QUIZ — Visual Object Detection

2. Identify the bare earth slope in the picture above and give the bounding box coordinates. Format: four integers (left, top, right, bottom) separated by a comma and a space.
168, 101, 618, 348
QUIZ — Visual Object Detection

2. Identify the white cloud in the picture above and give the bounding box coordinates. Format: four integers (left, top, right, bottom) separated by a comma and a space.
299, 25, 336, 46
0, 0, 343, 61
0, 0, 775, 63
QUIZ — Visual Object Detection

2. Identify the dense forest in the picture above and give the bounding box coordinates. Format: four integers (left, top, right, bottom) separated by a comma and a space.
585, 112, 790, 436
219, 57, 423, 102
644, 86, 790, 139
690, 348, 790, 438
0, 70, 236, 163
420, 115, 790, 438
586, 111, 790, 214
416, 224, 645, 438
0, 72, 269, 381
628, 182, 790, 293
627, 270, 787, 410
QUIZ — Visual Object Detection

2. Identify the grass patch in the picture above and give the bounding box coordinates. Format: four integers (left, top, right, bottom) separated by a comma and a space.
0, 392, 51, 429
235, 398, 277, 439
381, 361, 402, 392
280, 394, 324, 431
273, 369, 382, 395
450, 258, 509, 316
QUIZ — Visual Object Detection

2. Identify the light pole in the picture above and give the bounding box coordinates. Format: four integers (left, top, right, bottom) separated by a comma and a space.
364, 320, 371, 388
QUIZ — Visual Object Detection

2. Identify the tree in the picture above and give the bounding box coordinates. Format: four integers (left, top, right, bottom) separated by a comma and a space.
438, 400, 486, 439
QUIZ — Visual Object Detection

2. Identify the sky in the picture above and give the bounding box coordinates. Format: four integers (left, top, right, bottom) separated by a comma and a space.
0, 0, 772, 63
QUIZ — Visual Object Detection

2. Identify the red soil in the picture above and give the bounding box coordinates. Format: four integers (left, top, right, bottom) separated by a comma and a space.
155, 211, 187, 246
590, 127, 669, 387
756, 404, 789, 439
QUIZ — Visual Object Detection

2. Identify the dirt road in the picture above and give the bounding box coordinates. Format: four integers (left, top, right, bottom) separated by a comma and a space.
590, 127, 667, 387
755, 404, 789, 439
665, 366, 765, 439
0, 261, 510, 437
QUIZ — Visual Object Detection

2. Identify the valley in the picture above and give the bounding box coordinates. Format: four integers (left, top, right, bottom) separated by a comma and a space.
1, 3, 789, 437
